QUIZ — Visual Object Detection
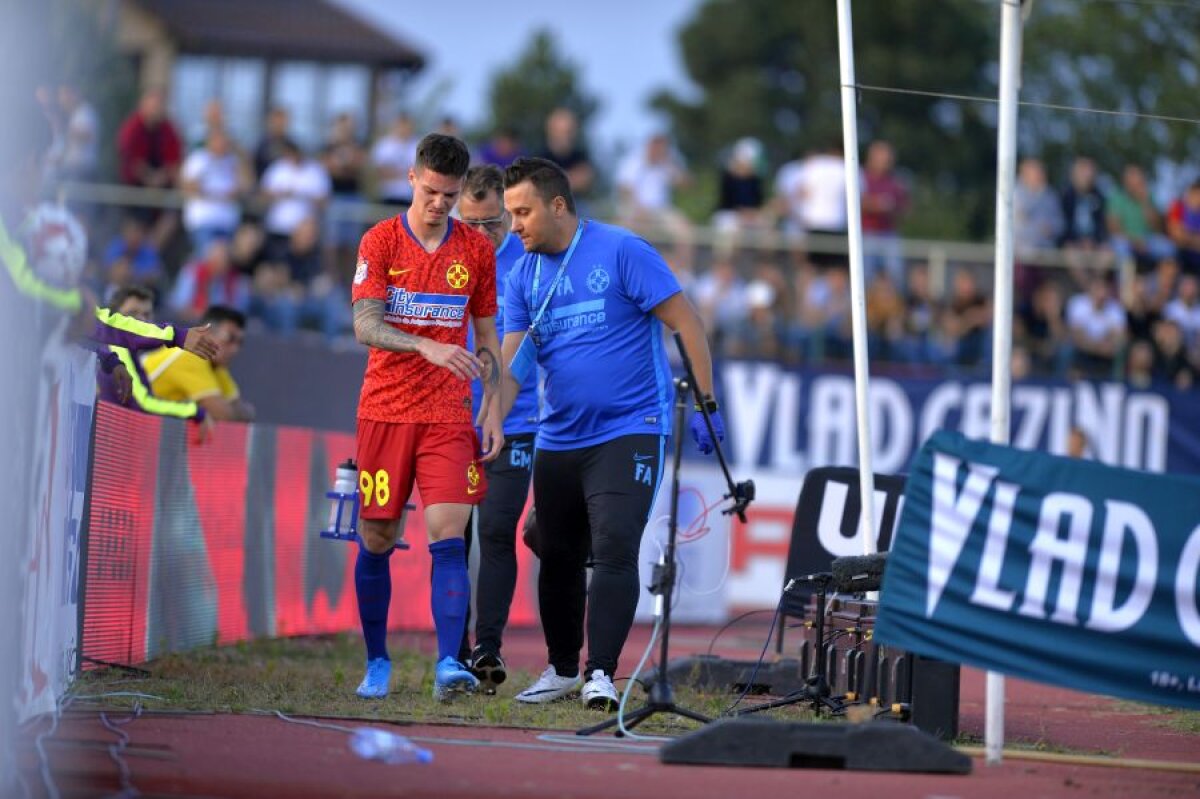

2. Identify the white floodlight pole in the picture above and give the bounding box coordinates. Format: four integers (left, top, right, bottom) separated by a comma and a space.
836, 0, 878, 556
987, 0, 1026, 768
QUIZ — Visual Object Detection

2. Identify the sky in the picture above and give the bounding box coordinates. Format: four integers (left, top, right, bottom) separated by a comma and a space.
336, 0, 700, 157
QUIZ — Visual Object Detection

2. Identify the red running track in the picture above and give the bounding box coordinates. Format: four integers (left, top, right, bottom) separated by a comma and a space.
17, 624, 1200, 798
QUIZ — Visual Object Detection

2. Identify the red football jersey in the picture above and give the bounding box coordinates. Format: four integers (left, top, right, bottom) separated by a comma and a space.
352, 216, 497, 423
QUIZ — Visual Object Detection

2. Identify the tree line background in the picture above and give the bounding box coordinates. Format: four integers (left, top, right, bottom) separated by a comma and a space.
47, 0, 1200, 241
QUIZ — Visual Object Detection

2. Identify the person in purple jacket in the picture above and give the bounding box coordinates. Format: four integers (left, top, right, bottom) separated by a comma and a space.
96, 285, 213, 440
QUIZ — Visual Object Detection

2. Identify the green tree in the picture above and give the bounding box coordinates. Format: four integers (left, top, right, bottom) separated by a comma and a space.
654, 0, 1200, 238
486, 29, 600, 152
653, 0, 997, 236
1019, 0, 1200, 185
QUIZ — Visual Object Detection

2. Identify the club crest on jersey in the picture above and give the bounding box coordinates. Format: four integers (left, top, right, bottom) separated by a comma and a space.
586, 266, 610, 294
446, 261, 469, 289
353, 257, 368, 285
384, 286, 468, 327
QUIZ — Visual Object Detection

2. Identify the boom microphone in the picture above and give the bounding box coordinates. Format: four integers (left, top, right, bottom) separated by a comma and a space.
830, 552, 888, 593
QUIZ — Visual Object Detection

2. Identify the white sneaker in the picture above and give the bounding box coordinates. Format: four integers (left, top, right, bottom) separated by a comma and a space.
514, 666, 582, 704
581, 669, 618, 711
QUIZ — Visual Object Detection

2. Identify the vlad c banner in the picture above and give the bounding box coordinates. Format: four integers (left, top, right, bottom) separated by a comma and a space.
875, 431, 1200, 710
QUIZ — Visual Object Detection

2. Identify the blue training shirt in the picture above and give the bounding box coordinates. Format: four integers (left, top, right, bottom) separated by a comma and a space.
505, 220, 680, 451
469, 232, 539, 435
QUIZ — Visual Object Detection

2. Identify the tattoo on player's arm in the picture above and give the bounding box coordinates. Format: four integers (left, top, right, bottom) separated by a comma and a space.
353, 299, 422, 353
476, 347, 500, 388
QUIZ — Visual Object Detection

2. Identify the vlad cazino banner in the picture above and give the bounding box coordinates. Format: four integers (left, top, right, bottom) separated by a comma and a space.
875, 431, 1200, 710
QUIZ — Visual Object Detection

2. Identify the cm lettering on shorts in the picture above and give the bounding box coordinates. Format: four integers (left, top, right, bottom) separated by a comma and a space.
385, 286, 467, 327
510, 441, 532, 470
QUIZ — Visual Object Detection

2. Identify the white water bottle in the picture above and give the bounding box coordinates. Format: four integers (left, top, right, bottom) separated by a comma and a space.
349, 728, 433, 764
328, 458, 358, 530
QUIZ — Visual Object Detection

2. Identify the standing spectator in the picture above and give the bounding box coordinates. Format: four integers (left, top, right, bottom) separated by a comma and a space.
54, 81, 99, 180
1066, 274, 1126, 378
1059, 157, 1114, 282
861, 140, 909, 287
181, 127, 248, 256
1107, 164, 1174, 271
116, 87, 182, 246
616, 133, 694, 269
322, 113, 366, 251
101, 215, 163, 301
711, 137, 767, 259
116, 87, 182, 189
369, 113, 418, 206
478, 127, 524, 169
260, 139, 331, 261
777, 143, 847, 268
538, 108, 594, 198
1164, 274, 1200, 347
1013, 158, 1064, 270
254, 106, 291, 180
169, 239, 251, 322
1166, 179, 1200, 276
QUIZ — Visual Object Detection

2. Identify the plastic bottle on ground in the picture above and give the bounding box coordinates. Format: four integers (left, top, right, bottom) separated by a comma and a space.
349, 728, 434, 764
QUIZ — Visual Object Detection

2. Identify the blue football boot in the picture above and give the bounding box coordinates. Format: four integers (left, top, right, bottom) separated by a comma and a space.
433, 656, 479, 701
356, 658, 392, 699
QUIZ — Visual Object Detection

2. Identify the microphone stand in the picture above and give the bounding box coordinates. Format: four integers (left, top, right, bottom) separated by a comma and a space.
734, 573, 847, 717
576, 334, 754, 737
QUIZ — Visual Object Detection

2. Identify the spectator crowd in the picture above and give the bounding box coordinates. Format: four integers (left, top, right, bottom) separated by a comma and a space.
37, 81, 1200, 390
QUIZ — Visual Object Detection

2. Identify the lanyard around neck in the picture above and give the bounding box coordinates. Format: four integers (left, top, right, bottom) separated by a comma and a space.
529, 221, 584, 330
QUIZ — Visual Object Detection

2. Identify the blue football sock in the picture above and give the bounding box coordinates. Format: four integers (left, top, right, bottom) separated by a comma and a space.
429, 538, 470, 663
355, 545, 393, 662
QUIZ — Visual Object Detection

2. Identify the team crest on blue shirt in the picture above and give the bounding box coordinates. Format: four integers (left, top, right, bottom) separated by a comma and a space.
586, 266, 610, 294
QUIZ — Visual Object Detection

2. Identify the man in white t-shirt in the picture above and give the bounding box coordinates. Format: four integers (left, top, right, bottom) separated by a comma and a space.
260, 139, 331, 260
181, 127, 247, 256
370, 114, 419, 206
1066, 275, 1127, 377
776, 144, 847, 267
615, 133, 694, 269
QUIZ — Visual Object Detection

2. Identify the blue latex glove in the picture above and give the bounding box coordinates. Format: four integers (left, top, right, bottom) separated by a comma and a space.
690, 409, 725, 455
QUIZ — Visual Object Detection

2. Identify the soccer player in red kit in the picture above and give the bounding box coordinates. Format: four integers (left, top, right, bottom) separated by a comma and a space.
350, 134, 504, 701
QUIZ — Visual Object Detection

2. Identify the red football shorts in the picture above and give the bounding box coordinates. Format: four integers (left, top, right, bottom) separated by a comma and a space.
355, 421, 486, 519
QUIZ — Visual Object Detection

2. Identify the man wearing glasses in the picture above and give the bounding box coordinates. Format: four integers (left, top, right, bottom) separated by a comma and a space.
456, 164, 536, 693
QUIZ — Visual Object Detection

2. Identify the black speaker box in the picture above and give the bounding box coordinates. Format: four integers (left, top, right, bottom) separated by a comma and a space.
660, 717, 971, 774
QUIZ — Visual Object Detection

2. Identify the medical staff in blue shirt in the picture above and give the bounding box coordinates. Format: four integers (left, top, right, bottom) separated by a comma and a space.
497, 156, 723, 711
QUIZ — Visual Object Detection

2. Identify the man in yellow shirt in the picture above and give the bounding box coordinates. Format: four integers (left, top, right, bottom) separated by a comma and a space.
142, 305, 255, 422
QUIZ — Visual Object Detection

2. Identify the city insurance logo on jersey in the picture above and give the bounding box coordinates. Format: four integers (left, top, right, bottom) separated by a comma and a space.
384, 285, 468, 327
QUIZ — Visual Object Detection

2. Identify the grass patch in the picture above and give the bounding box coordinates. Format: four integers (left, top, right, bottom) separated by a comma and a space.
1110, 701, 1200, 735
953, 732, 1115, 758
72, 633, 820, 736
